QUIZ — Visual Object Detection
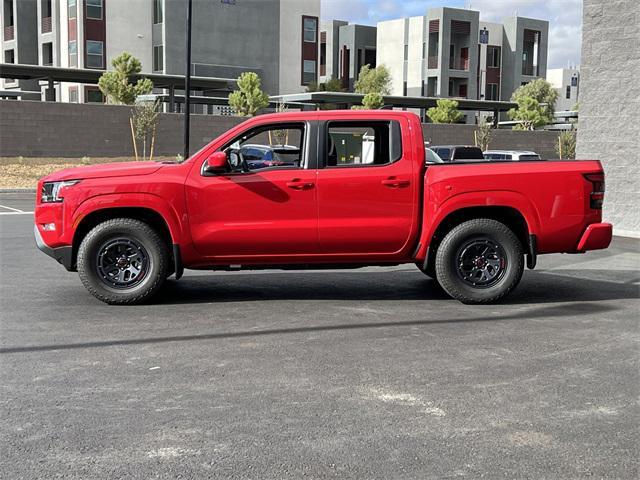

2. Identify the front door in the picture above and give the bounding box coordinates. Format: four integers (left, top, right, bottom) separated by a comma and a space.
316, 119, 416, 255
186, 121, 319, 258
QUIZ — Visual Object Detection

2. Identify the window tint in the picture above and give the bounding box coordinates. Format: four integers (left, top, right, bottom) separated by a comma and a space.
86, 0, 102, 19
326, 121, 401, 167
222, 123, 305, 173
434, 147, 450, 161
452, 147, 484, 160
518, 154, 540, 161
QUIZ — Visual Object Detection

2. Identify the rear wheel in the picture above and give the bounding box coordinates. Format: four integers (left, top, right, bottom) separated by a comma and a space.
77, 218, 170, 305
435, 219, 524, 304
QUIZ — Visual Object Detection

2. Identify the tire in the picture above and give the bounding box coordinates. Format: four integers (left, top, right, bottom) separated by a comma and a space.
415, 262, 437, 279
77, 218, 170, 305
435, 219, 524, 304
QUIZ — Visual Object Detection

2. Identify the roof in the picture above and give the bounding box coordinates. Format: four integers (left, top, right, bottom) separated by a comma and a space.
0, 63, 236, 92
270, 92, 517, 112
484, 150, 538, 154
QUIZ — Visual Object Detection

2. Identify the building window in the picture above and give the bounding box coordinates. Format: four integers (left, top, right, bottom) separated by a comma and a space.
67, 0, 76, 19
86, 0, 103, 20
4, 0, 15, 27
566, 85, 571, 99
153, 0, 163, 24
86, 87, 103, 103
422, 42, 426, 59
153, 45, 163, 72
487, 46, 500, 68
42, 42, 53, 66
86, 40, 103, 68
4, 48, 15, 64
303, 60, 316, 84
303, 17, 317, 43
486, 83, 498, 101
68, 40, 77, 67
404, 44, 408, 61
69, 86, 78, 103
571, 76, 578, 87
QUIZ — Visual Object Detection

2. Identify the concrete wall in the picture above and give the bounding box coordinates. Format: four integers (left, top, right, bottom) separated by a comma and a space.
0, 100, 563, 160
0, 100, 244, 158
576, 0, 640, 237
106, 0, 154, 74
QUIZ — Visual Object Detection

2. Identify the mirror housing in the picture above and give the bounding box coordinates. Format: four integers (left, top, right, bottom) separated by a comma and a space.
205, 151, 228, 172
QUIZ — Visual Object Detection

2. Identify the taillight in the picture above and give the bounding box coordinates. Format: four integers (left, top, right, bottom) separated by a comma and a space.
584, 173, 605, 209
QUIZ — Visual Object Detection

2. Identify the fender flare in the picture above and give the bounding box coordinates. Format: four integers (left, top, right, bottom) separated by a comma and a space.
416, 189, 542, 261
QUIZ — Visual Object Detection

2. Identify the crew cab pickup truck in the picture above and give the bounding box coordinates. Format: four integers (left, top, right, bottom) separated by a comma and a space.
35, 111, 612, 305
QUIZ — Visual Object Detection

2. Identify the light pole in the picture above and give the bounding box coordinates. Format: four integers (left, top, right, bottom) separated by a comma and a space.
183, 0, 193, 160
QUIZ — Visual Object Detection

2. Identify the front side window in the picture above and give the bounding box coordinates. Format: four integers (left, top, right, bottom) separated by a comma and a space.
303, 17, 317, 43
213, 123, 306, 174
86, 0, 102, 19
326, 121, 402, 167
86, 40, 103, 68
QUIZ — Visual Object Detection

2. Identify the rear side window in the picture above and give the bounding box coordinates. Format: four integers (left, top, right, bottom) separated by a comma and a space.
453, 147, 484, 160
433, 147, 451, 161
326, 121, 402, 167
518, 154, 540, 161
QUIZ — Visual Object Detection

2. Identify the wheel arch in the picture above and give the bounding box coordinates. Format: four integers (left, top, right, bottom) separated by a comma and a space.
422, 205, 533, 274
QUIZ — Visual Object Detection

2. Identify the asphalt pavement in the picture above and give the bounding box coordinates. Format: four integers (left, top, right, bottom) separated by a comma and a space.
1, 192, 639, 479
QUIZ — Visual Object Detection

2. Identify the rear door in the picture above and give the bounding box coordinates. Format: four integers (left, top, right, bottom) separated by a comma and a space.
315, 117, 417, 255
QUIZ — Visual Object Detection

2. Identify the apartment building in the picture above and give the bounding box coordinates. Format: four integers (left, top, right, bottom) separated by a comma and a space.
1, 0, 320, 103
547, 67, 579, 111
319, 20, 376, 91
377, 7, 549, 106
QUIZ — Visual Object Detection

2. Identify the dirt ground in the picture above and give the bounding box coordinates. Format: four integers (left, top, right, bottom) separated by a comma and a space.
0, 157, 173, 189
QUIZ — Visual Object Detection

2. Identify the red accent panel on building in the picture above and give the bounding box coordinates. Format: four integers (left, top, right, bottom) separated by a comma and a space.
68, 18, 76, 41
486, 67, 501, 84
428, 20, 439, 33
84, 0, 106, 70
451, 20, 470, 35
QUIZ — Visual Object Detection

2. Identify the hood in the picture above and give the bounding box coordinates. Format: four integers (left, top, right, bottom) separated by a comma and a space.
42, 161, 164, 182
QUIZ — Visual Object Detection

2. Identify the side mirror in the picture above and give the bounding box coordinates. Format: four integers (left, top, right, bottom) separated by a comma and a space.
205, 151, 228, 172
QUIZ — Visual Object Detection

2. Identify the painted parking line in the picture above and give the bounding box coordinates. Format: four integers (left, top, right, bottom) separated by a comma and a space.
0, 211, 34, 215
0, 204, 26, 213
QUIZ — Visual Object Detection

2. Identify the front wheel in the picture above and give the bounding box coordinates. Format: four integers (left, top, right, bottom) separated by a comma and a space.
77, 218, 170, 305
435, 219, 524, 304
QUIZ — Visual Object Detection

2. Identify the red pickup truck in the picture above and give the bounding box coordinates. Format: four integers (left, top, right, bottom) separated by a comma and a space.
35, 111, 612, 305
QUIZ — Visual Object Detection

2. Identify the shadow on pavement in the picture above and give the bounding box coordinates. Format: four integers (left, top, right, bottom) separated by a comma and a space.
0, 301, 619, 354
152, 269, 639, 306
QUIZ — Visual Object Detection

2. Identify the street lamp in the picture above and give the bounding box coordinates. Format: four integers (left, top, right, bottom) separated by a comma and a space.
183, 0, 193, 160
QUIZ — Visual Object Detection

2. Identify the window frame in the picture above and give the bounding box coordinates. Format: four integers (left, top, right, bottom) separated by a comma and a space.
321, 120, 403, 169
86, 40, 103, 69
86, 0, 103, 20
153, 45, 163, 72
201, 121, 311, 177
303, 17, 317, 43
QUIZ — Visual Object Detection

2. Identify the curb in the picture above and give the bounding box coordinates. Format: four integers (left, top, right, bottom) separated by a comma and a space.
0, 189, 36, 193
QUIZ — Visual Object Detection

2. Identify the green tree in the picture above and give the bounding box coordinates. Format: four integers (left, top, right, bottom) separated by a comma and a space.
427, 99, 464, 124
556, 130, 577, 159
508, 96, 547, 130
474, 122, 492, 151
98, 52, 153, 105
131, 100, 159, 161
306, 77, 344, 110
228, 72, 270, 117
306, 77, 344, 93
511, 78, 558, 124
353, 64, 391, 109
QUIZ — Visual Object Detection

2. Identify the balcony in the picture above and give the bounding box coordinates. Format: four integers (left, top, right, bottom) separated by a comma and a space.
449, 57, 469, 71
427, 56, 438, 69
42, 16, 52, 33
4, 25, 14, 41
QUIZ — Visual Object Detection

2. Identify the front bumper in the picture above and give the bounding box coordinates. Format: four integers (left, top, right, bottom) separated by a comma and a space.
34, 225, 75, 271
576, 223, 613, 252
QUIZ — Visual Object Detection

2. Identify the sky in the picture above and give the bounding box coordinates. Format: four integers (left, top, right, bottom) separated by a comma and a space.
320, 0, 582, 69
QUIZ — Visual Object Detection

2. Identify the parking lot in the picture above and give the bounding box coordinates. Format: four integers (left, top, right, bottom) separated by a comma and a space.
1, 191, 639, 479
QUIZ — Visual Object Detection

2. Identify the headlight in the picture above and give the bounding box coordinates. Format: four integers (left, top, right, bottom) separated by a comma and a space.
41, 180, 81, 203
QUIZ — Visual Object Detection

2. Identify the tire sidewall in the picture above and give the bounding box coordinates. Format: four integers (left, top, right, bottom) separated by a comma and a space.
436, 220, 524, 303
78, 220, 168, 304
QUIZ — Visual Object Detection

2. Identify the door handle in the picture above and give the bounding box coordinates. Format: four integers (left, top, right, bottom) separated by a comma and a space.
286, 179, 315, 190
381, 178, 410, 188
